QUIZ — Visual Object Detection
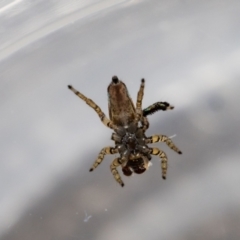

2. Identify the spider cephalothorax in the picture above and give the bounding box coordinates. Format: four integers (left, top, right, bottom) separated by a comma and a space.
111, 122, 152, 176
112, 123, 150, 158
68, 76, 182, 187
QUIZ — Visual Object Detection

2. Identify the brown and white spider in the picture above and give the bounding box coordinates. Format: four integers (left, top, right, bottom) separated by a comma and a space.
68, 76, 182, 187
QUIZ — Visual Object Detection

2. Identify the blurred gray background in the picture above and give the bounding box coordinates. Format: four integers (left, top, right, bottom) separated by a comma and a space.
1, 0, 240, 239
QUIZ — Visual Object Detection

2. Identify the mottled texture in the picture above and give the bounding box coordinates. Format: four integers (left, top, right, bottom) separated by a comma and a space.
108, 77, 136, 126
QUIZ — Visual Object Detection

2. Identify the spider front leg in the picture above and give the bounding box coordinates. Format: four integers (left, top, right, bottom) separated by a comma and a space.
68, 85, 116, 130
143, 102, 174, 117
110, 158, 125, 187
141, 116, 149, 131
135, 79, 145, 122
149, 147, 168, 179
146, 135, 182, 154
89, 146, 118, 171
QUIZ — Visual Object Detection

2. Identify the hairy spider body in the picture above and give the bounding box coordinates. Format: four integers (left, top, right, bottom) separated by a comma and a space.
108, 77, 135, 126
68, 76, 181, 187
111, 123, 151, 176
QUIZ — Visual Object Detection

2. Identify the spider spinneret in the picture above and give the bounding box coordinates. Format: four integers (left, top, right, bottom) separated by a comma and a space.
68, 76, 181, 187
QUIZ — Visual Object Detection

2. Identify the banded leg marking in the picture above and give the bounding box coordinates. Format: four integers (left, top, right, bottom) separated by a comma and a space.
143, 102, 174, 117
89, 146, 118, 171
135, 79, 145, 122
141, 116, 149, 131
147, 135, 182, 154
110, 158, 124, 187
150, 147, 168, 179
68, 85, 116, 130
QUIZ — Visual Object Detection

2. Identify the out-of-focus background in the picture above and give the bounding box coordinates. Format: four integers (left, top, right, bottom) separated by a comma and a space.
1, 0, 240, 239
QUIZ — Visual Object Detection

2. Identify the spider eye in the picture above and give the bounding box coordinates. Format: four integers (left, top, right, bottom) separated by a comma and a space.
133, 168, 146, 174
122, 166, 132, 176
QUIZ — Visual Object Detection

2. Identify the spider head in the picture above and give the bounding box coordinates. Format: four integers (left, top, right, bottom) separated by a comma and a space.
122, 157, 148, 176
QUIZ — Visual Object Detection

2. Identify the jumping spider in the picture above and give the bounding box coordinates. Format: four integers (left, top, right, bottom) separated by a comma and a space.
68, 76, 182, 187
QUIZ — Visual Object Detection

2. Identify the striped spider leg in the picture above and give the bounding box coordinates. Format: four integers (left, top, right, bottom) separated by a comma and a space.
143, 101, 174, 117
68, 85, 117, 130
68, 85, 122, 174
146, 135, 182, 179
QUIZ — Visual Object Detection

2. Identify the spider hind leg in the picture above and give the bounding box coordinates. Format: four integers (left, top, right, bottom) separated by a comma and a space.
147, 135, 182, 154
110, 158, 125, 187
149, 147, 168, 179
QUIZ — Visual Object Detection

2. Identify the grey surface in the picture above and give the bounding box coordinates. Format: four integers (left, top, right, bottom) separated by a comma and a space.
1, 0, 240, 239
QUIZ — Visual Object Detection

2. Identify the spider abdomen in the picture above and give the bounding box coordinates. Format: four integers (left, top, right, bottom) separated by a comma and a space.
108, 76, 136, 126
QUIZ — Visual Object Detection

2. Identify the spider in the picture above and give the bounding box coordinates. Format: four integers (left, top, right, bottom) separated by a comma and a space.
68, 76, 182, 187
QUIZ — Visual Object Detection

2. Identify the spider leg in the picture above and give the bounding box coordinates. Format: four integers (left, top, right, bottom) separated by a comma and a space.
143, 102, 174, 117
149, 147, 168, 179
146, 135, 182, 154
135, 79, 150, 131
141, 116, 149, 131
110, 158, 125, 187
68, 85, 116, 130
89, 146, 118, 171
135, 79, 145, 122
